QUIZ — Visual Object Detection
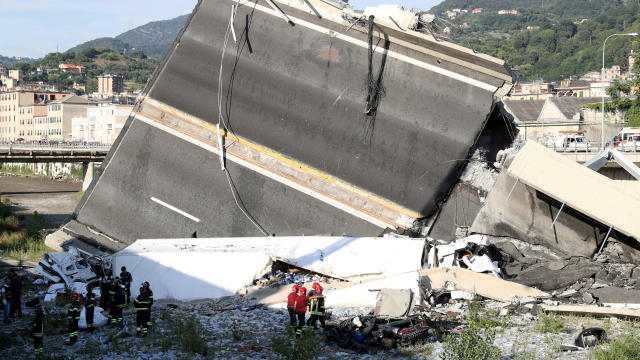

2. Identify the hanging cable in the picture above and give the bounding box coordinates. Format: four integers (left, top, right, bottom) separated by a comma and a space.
215, 1, 270, 236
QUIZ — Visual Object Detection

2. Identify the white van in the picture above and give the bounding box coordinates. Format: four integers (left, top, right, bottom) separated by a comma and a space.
615, 127, 640, 151
555, 132, 590, 152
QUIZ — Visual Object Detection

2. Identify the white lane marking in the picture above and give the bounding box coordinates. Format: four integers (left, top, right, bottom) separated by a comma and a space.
135, 113, 391, 229
151, 197, 201, 223
236, 0, 499, 92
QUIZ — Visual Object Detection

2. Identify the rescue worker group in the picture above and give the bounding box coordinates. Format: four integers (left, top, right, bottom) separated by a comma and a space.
2, 266, 154, 356
3, 266, 329, 356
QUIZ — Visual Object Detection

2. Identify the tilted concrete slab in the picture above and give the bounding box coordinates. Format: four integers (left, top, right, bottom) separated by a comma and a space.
507, 141, 640, 240
72, 0, 512, 249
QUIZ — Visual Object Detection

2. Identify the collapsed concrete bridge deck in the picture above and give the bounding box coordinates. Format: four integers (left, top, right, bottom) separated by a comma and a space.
69, 0, 513, 250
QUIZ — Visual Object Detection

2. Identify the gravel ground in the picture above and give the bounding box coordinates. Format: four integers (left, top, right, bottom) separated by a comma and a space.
2, 276, 637, 360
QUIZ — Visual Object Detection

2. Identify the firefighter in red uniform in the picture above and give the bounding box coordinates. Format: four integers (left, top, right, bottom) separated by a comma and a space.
293, 287, 308, 337
286, 284, 299, 328
66, 293, 81, 345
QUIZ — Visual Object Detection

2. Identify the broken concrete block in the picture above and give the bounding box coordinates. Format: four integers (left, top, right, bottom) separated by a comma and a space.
590, 287, 640, 304
514, 260, 600, 291
557, 289, 577, 298
632, 267, 640, 280
471, 172, 599, 257
583, 292, 594, 304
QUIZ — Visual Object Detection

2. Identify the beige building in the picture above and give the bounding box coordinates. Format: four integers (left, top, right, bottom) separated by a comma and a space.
46, 95, 97, 141
74, 103, 133, 143
98, 75, 124, 96
8, 69, 23, 82
0, 91, 35, 142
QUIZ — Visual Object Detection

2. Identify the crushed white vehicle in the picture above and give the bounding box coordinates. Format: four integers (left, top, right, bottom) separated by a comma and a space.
35, 246, 110, 287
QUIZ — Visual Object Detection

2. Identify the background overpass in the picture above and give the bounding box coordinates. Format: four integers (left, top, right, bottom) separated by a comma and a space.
0, 143, 110, 190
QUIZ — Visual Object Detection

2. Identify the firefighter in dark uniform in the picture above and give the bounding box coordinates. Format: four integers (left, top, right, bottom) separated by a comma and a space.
142, 281, 153, 331
306, 282, 326, 329
66, 293, 81, 345
85, 284, 97, 332
32, 305, 44, 356
119, 266, 133, 306
99, 268, 112, 312
134, 286, 152, 337
108, 277, 119, 326
113, 279, 128, 328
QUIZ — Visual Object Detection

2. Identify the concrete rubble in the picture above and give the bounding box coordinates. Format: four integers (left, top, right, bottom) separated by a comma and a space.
15, 0, 640, 358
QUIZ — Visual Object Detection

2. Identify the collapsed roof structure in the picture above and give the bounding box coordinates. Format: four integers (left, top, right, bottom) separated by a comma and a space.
64, 0, 514, 250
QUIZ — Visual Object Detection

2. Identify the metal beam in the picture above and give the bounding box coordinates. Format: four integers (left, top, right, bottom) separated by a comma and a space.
504, 178, 519, 205
596, 226, 614, 257
550, 202, 566, 229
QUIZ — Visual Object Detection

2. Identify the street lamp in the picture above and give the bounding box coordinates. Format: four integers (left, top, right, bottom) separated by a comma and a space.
602, 33, 638, 150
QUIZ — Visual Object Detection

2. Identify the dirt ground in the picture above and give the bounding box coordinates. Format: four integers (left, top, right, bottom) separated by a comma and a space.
0, 173, 81, 229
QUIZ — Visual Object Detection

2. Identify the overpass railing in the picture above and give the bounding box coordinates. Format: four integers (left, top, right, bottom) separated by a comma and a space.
0, 142, 112, 151
541, 142, 640, 153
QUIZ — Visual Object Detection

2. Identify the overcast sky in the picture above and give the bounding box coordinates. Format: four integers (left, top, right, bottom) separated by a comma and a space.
1, 0, 442, 58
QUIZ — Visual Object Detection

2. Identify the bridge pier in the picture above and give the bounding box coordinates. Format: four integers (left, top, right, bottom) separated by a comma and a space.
82, 162, 94, 191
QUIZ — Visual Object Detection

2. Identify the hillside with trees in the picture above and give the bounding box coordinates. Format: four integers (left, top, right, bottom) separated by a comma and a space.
431, 0, 640, 82
116, 14, 190, 59
12, 48, 159, 94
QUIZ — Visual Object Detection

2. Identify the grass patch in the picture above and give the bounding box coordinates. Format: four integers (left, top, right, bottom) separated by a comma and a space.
175, 314, 209, 356
0, 211, 50, 261
534, 311, 565, 334
592, 331, 640, 360
0, 204, 48, 257
271, 326, 322, 360
0, 164, 35, 176
440, 324, 502, 360
465, 301, 510, 330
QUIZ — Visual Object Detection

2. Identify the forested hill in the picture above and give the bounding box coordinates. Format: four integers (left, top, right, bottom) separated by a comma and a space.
66, 14, 189, 59
430, 0, 640, 82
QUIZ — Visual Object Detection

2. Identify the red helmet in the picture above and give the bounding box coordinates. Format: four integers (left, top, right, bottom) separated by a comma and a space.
292, 284, 300, 292
299, 287, 307, 295
312, 282, 320, 291
72, 293, 79, 300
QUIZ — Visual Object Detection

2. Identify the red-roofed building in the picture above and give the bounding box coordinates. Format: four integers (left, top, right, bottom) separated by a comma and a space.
472, 8, 483, 14
58, 63, 86, 74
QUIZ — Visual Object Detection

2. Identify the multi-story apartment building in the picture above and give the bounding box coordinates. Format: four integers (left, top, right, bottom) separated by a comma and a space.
98, 74, 124, 96
17, 104, 47, 141
73, 103, 133, 143
0, 91, 71, 142
46, 95, 97, 141
0, 91, 34, 142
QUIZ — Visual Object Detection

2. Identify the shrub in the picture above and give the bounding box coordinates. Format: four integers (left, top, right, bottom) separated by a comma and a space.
465, 301, 509, 329
593, 331, 640, 360
271, 327, 322, 360
231, 321, 245, 342
440, 325, 502, 360
175, 315, 208, 356
534, 311, 565, 334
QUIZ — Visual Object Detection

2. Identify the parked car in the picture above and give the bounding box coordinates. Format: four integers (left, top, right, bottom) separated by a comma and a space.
555, 133, 590, 152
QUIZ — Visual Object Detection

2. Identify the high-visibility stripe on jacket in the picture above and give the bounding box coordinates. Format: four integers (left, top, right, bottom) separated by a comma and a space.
68, 300, 81, 320
86, 293, 96, 308
134, 293, 151, 311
